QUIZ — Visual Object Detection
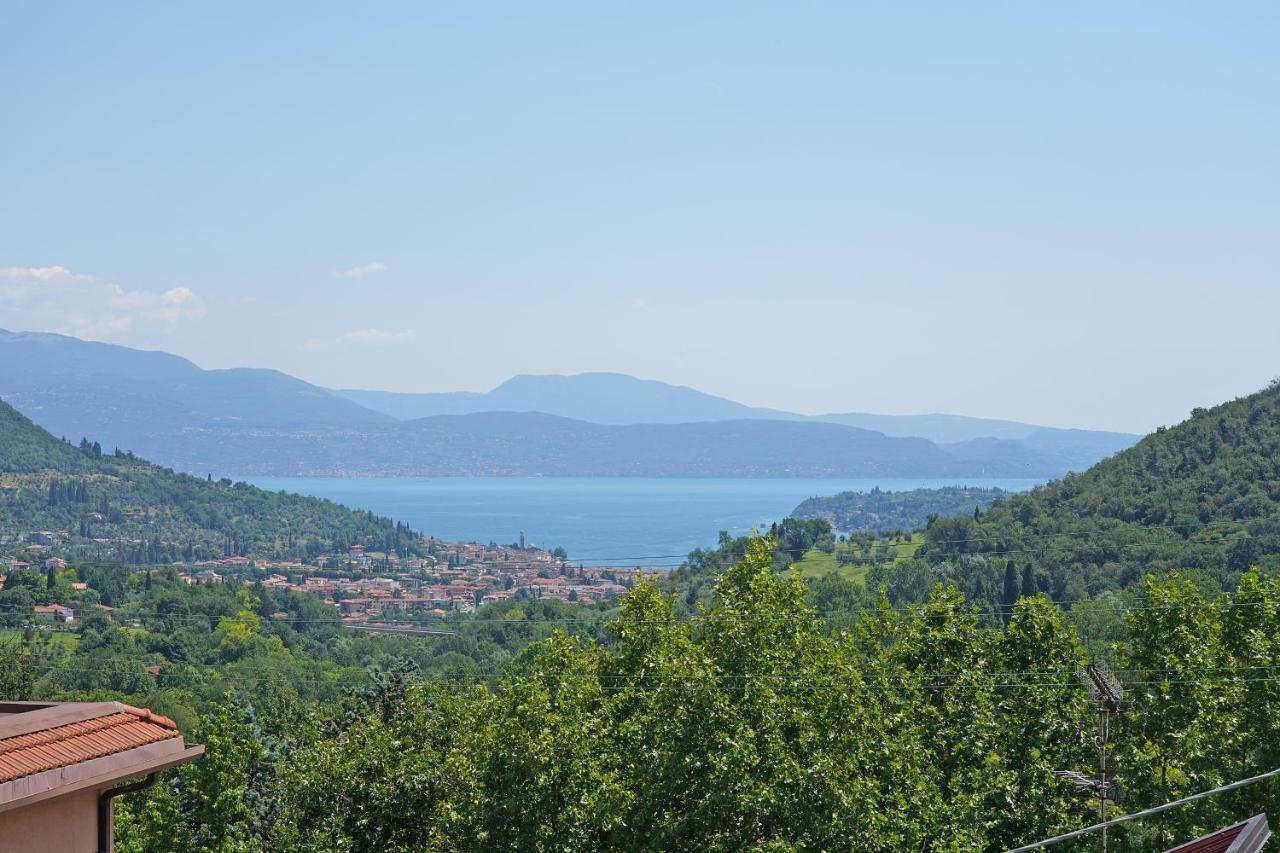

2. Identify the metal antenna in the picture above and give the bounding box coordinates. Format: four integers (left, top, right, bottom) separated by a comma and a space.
1056, 663, 1125, 852
1081, 663, 1124, 713
1054, 769, 1107, 794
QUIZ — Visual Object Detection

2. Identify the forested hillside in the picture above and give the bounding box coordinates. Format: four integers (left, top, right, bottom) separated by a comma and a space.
0, 400, 419, 561
0, 399, 89, 474
916, 382, 1280, 601
678, 383, 1280, 625
793, 486, 1008, 532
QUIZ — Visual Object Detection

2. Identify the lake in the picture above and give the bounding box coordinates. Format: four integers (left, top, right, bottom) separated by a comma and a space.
244, 477, 1045, 567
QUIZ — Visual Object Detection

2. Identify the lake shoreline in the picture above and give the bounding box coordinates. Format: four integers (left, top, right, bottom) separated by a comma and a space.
243, 476, 1045, 566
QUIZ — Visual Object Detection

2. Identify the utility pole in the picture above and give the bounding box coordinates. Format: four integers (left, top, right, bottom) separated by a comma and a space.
1055, 663, 1124, 852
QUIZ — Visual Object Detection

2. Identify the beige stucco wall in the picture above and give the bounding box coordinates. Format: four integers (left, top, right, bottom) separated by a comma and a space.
0, 789, 100, 853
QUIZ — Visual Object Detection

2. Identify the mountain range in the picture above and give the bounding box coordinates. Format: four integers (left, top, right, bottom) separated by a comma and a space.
0, 329, 1138, 478
336, 374, 1064, 442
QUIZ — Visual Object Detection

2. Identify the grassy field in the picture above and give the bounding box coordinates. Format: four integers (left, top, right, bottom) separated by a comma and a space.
0, 626, 80, 651
790, 538, 922, 586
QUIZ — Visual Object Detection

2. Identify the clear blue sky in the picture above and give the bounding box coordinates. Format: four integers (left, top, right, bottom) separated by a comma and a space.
2, 2, 1277, 433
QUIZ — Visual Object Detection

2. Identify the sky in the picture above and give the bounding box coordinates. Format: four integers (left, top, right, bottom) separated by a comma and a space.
1, 3, 1277, 434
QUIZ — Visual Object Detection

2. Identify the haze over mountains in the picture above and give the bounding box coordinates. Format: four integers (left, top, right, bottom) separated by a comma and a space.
336, 374, 1059, 442
0, 329, 1138, 478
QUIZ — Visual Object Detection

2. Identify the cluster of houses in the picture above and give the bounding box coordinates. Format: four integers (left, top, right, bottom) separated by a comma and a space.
3, 531, 67, 575
3, 531, 666, 627
28, 602, 113, 624
143, 538, 661, 623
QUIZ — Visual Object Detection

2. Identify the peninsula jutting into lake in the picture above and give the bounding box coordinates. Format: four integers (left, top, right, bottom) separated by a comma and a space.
3, 3, 1272, 847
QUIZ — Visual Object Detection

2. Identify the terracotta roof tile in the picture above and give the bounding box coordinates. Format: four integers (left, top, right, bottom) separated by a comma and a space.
1167, 813, 1271, 853
0, 710, 180, 784
1167, 824, 1245, 852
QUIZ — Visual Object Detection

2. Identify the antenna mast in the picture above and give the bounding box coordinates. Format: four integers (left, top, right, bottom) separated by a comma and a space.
1056, 663, 1125, 852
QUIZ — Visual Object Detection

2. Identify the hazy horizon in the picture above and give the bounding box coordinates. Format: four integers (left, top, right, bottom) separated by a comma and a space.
1, 325, 1152, 434
3, 4, 1277, 434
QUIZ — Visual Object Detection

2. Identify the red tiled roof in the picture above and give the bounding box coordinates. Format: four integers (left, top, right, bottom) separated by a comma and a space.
1166, 813, 1271, 853
1169, 824, 1244, 853
0, 705, 180, 784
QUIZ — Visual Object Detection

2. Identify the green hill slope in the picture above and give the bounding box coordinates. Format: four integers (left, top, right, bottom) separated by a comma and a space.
792, 486, 1009, 532
0, 400, 90, 474
0, 399, 419, 563
919, 382, 1280, 598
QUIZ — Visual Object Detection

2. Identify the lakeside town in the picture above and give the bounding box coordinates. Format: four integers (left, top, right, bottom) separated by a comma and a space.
1, 528, 661, 628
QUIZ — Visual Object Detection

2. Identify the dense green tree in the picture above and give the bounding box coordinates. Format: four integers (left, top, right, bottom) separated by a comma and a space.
0, 641, 34, 697
1020, 563, 1036, 599
990, 597, 1093, 847
1002, 560, 1019, 625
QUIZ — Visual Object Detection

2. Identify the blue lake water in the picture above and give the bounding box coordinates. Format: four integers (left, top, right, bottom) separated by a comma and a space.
244, 477, 1044, 567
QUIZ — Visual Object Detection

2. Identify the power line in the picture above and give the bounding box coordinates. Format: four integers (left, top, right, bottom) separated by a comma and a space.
1009, 765, 1280, 851
570, 519, 1252, 559
0, 586, 1277, 627
15, 516, 1261, 569
559, 530, 1252, 564
18, 650, 1280, 690
26, 666, 1280, 697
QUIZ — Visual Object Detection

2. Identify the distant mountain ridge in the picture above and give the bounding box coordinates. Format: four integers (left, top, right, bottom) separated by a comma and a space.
336, 372, 1136, 445
140, 411, 1006, 478
335, 373, 790, 425
0, 328, 388, 447
0, 329, 1138, 478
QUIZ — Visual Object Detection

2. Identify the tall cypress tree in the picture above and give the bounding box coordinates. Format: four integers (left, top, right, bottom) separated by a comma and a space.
1002, 560, 1019, 624
1020, 563, 1036, 599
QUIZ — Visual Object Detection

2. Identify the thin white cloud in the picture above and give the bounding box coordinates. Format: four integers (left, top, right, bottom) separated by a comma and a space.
303, 328, 416, 350
0, 266, 206, 341
333, 261, 388, 279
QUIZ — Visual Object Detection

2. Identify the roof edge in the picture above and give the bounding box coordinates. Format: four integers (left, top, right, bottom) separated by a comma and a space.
0, 742, 203, 813
120, 704, 177, 730
1166, 813, 1271, 853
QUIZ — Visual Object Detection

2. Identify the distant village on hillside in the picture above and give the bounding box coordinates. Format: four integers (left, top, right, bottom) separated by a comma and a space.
1, 529, 658, 628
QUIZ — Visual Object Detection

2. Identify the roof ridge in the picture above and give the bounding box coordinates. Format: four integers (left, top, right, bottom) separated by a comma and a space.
119, 704, 177, 730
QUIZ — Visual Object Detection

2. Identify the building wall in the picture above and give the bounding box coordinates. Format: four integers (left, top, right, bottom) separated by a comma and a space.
0, 789, 100, 852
